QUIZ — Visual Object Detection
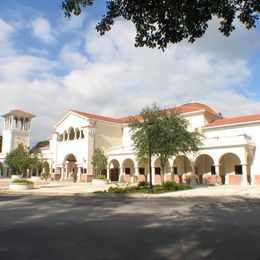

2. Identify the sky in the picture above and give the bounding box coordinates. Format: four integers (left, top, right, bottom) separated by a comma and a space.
0, 0, 259, 146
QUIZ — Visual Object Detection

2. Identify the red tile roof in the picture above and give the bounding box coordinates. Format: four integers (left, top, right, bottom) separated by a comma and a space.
119, 102, 221, 123
71, 110, 122, 124
70, 103, 221, 124
2, 109, 36, 118
205, 114, 260, 128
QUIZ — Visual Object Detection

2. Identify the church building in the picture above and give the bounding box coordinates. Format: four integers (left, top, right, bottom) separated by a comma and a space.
39, 102, 260, 186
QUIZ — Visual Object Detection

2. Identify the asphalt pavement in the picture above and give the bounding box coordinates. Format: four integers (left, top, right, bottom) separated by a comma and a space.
0, 194, 259, 259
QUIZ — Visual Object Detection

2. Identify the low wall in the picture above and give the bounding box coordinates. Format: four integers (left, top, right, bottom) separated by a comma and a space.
228, 175, 242, 185
81, 175, 93, 182
254, 175, 260, 185
137, 175, 146, 182
51, 174, 61, 181
122, 175, 131, 183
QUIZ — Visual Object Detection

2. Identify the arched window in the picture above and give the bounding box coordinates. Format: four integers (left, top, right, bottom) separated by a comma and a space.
68, 127, 75, 140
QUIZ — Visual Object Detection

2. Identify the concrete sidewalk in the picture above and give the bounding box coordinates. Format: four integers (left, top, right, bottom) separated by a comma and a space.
1, 178, 260, 198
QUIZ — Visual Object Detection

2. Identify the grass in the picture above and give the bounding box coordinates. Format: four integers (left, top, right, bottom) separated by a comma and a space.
94, 181, 192, 194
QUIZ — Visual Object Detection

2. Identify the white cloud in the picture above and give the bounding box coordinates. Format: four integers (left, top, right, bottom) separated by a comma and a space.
59, 13, 87, 32
31, 17, 55, 44
0, 17, 260, 145
0, 18, 15, 56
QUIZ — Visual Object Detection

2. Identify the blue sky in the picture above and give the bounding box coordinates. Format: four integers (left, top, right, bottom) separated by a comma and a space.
0, 0, 259, 145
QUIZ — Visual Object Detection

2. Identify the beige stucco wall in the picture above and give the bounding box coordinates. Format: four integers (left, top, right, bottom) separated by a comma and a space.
94, 121, 122, 152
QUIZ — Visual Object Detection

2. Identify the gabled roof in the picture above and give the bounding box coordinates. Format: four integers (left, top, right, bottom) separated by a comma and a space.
71, 110, 122, 124
205, 114, 260, 128
2, 109, 36, 118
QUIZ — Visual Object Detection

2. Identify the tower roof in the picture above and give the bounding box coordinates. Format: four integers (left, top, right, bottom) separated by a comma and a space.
2, 109, 36, 119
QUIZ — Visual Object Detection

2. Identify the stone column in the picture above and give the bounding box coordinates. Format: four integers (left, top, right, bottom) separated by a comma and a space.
152, 167, 155, 185
77, 167, 82, 182
60, 167, 64, 181
242, 164, 249, 186
106, 168, 109, 180
190, 164, 196, 185
65, 163, 69, 180
119, 167, 123, 182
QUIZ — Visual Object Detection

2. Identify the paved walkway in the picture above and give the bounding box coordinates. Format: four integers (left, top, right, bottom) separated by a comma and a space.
1, 178, 260, 198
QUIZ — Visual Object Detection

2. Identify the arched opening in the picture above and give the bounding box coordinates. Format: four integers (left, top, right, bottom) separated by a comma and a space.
122, 159, 135, 175
0, 162, 3, 176
68, 127, 75, 140
59, 134, 63, 142
173, 156, 192, 184
81, 130, 84, 139
153, 158, 171, 183
75, 128, 80, 139
64, 130, 68, 141
137, 161, 148, 181
194, 154, 214, 184
122, 159, 135, 182
109, 159, 120, 181
65, 154, 77, 181
219, 153, 241, 184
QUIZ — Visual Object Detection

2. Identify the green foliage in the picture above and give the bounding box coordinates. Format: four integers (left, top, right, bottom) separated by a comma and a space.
96, 175, 106, 180
129, 104, 203, 180
70, 171, 78, 182
12, 179, 34, 184
30, 140, 49, 154
30, 152, 49, 176
138, 180, 148, 188
91, 148, 108, 178
41, 171, 51, 181
61, 0, 260, 50
101, 182, 192, 194
5, 144, 31, 177
162, 181, 176, 190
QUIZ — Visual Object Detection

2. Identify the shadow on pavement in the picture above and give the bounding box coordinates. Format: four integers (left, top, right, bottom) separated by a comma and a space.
0, 195, 259, 259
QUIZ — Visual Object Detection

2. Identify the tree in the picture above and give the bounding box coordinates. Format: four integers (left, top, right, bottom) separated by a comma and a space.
91, 148, 108, 178
129, 104, 203, 182
61, 0, 260, 50
30, 152, 45, 176
30, 140, 49, 154
5, 144, 31, 177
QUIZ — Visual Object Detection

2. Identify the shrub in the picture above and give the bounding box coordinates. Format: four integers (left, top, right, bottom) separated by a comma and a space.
108, 186, 129, 193
96, 175, 106, 180
12, 179, 34, 184
137, 180, 148, 188
177, 183, 192, 191
162, 181, 176, 190
41, 172, 51, 181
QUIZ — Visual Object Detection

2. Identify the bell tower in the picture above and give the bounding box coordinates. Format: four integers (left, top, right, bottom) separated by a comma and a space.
1, 110, 36, 155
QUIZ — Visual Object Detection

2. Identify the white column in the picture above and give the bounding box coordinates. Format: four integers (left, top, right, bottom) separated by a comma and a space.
119, 167, 123, 182
77, 167, 82, 182
65, 164, 69, 180
60, 167, 64, 181
214, 164, 221, 184
152, 167, 155, 185
190, 164, 196, 185
242, 164, 249, 186
106, 168, 110, 180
